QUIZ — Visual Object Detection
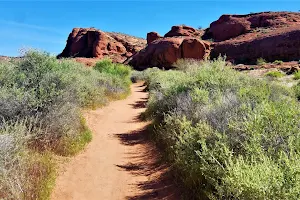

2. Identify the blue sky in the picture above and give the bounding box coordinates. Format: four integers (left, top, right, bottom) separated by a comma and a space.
0, 0, 299, 56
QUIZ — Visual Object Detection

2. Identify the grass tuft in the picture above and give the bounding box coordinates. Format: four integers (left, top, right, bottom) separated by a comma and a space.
265, 70, 284, 78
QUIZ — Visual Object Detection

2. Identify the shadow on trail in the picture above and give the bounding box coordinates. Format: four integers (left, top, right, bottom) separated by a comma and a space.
129, 100, 148, 109
114, 127, 179, 200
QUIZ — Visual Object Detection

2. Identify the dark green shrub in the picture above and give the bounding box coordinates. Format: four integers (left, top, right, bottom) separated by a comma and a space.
256, 57, 267, 65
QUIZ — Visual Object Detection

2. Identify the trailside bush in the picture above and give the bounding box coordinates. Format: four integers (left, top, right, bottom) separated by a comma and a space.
144, 58, 300, 199
293, 70, 300, 80
94, 58, 132, 96
94, 58, 131, 78
264, 70, 284, 78
0, 51, 132, 199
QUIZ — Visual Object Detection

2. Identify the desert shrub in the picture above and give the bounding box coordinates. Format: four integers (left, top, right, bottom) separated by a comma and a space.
265, 70, 284, 78
293, 83, 300, 100
94, 58, 131, 78
293, 70, 300, 80
256, 57, 267, 65
0, 120, 56, 200
273, 60, 284, 65
94, 58, 131, 96
0, 51, 131, 199
173, 59, 202, 71
130, 70, 145, 83
143, 58, 300, 199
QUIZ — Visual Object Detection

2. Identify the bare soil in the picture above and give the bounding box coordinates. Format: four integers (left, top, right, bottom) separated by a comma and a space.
51, 82, 178, 200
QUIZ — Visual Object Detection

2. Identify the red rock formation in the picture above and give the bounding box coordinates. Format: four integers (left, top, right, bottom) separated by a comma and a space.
147, 32, 161, 44
203, 12, 300, 42
211, 27, 300, 64
164, 25, 203, 38
58, 28, 146, 63
127, 37, 210, 70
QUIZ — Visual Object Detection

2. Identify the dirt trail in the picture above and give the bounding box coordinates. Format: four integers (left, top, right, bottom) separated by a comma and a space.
51, 82, 178, 200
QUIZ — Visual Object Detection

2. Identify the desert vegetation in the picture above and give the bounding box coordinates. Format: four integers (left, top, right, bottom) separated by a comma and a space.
264, 70, 285, 78
293, 70, 300, 80
0, 51, 131, 199
134, 58, 300, 199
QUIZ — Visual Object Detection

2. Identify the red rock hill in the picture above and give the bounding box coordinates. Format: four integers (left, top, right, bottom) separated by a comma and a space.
58, 28, 146, 63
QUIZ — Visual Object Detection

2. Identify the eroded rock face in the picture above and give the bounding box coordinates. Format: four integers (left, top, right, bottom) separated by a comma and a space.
147, 32, 161, 44
164, 25, 204, 38
58, 28, 146, 63
203, 12, 300, 42
127, 37, 210, 70
211, 27, 300, 64
205, 15, 251, 41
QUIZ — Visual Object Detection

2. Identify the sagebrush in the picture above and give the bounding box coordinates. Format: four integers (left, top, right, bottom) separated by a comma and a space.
141, 58, 300, 200
0, 51, 131, 199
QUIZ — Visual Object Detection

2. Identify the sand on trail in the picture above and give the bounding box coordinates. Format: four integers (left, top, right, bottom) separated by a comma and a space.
51, 82, 178, 200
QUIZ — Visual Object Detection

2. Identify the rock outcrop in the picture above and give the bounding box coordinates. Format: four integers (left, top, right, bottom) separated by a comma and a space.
211, 27, 300, 64
204, 12, 300, 64
127, 37, 210, 70
58, 28, 146, 63
164, 25, 203, 38
147, 32, 161, 44
203, 12, 300, 42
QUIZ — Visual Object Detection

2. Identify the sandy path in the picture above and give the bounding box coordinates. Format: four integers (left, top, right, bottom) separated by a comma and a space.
51, 82, 177, 200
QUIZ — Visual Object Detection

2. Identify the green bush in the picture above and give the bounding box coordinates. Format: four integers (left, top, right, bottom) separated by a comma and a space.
94, 58, 132, 97
143, 58, 300, 199
0, 51, 131, 199
94, 58, 131, 78
273, 60, 283, 65
293, 70, 300, 80
293, 83, 300, 100
265, 70, 284, 78
256, 57, 267, 65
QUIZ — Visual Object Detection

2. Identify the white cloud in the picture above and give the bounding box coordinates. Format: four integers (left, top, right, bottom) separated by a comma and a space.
0, 19, 65, 35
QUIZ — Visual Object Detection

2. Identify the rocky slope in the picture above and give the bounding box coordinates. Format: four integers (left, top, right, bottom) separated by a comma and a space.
205, 12, 300, 64
57, 28, 146, 63
211, 27, 300, 64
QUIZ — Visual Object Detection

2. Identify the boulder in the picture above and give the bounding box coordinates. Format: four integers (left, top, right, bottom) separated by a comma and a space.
127, 37, 210, 70
205, 15, 251, 41
147, 32, 161, 44
164, 25, 203, 38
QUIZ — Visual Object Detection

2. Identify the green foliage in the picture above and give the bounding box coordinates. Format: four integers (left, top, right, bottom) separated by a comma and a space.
293, 83, 300, 100
265, 70, 284, 78
257, 57, 267, 65
293, 70, 300, 80
273, 60, 284, 65
94, 58, 132, 96
94, 58, 131, 79
143, 58, 300, 199
54, 116, 92, 156
0, 51, 131, 199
